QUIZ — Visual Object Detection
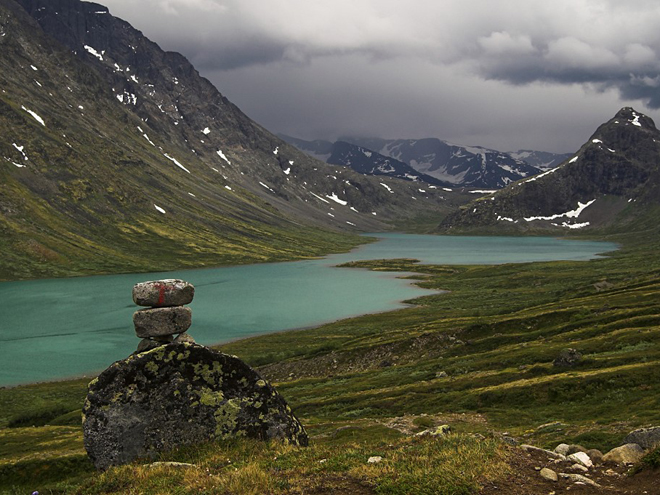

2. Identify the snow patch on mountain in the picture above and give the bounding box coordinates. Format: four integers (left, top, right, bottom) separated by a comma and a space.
631, 112, 642, 127
163, 153, 190, 173
217, 150, 231, 165
310, 192, 330, 204
21, 106, 45, 126
259, 181, 275, 193
84, 45, 104, 61
12, 143, 28, 161
523, 199, 596, 222
326, 193, 347, 205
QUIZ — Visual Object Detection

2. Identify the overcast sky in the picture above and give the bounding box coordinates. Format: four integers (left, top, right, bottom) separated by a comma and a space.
98, 0, 660, 153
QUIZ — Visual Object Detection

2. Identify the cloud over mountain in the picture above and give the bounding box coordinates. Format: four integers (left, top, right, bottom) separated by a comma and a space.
99, 0, 660, 151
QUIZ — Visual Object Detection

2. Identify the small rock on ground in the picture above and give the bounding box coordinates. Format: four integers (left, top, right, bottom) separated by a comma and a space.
149, 462, 196, 468
568, 451, 593, 468
540, 467, 558, 482
521, 445, 566, 460
559, 473, 601, 488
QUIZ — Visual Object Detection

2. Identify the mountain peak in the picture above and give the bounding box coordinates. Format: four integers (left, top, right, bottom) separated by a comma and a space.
440, 107, 660, 232
611, 107, 656, 130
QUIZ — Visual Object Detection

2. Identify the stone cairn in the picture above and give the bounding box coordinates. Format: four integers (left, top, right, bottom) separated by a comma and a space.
82, 278, 309, 470
133, 279, 196, 353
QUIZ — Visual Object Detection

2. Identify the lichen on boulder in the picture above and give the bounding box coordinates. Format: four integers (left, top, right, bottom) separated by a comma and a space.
82, 342, 308, 470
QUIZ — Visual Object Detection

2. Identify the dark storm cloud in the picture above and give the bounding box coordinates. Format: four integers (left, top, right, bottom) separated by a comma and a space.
98, 0, 660, 151
179, 37, 288, 71
468, 32, 660, 108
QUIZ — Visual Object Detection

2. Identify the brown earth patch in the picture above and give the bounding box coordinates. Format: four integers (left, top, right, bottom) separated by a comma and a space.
480, 447, 660, 495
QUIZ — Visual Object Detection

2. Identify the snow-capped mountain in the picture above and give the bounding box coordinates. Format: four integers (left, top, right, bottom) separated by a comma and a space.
283, 135, 560, 189
342, 137, 543, 189
441, 108, 660, 232
279, 136, 451, 186
327, 141, 451, 186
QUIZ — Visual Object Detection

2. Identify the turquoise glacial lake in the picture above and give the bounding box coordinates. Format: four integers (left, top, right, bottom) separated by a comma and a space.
0, 234, 617, 387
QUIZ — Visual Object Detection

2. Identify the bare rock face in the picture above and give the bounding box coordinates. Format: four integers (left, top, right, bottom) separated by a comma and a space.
82, 343, 308, 470
132, 279, 195, 307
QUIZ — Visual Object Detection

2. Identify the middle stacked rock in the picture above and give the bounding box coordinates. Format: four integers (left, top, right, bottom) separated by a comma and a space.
133, 279, 196, 353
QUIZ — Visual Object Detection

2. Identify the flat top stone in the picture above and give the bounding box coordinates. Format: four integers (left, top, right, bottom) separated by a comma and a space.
568, 451, 593, 468
133, 279, 194, 307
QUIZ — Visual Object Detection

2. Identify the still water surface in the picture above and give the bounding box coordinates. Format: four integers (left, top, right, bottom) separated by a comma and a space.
0, 234, 616, 386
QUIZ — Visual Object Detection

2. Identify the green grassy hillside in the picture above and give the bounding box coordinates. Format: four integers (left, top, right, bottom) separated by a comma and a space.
1, 226, 659, 493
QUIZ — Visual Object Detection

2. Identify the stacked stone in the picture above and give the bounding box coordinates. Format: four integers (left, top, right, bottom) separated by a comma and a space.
132, 279, 195, 353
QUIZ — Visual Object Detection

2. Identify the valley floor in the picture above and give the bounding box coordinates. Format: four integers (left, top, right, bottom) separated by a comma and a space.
1, 229, 659, 493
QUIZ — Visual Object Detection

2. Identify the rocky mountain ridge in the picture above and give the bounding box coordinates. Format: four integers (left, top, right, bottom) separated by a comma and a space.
441, 107, 660, 232
326, 140, 451, 187
281, 134, 567, 189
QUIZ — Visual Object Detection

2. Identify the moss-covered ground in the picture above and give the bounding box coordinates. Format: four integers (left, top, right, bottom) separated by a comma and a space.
1, 228, 659, 493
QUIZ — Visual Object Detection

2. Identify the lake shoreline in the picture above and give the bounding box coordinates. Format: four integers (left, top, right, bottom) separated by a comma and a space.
0, 234, 617, 387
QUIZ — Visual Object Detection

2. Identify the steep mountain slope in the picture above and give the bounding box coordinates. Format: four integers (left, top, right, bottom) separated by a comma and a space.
0, 0, 457, 280
441, 108, 660, 232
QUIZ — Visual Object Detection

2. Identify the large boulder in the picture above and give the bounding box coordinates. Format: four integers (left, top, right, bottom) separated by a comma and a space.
623, 426, 660, 450
602, 443, 645, 465
82, 343, 308, 470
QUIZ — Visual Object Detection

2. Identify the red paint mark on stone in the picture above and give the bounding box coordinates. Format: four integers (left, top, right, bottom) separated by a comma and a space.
157, 284, 166, 306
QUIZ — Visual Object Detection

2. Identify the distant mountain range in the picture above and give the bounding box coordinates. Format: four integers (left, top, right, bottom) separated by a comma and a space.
507, 150, 572, 171
280, 135, 571, 189
0, 0, 464, 279
281, 136, 449, 186
441, 107, 660, 232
